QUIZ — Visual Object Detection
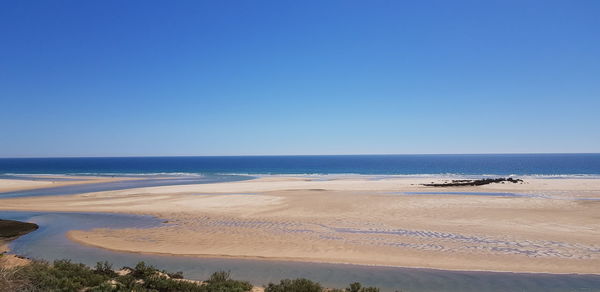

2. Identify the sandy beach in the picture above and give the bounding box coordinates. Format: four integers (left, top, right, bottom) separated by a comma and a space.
0, 175, 134, 193
1, 175, 599, 274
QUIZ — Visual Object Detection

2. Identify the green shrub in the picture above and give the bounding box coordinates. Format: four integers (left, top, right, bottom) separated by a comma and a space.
115, 274, 142, 290
132, 261, 159, 280
345, 282, 380, 292
265, 278, 323, 292
88, 281, 118, 292
144, 274, 207, 292
207, 270, 232, 283
15, 259, 109, 291
168, 271, 184, 279
95, 261, 118, 277
2, 259, 383, 292
205, 270, 253, 292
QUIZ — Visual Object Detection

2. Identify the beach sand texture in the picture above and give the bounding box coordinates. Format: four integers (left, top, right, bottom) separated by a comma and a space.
1, 175, 599, 274
0, 176, 133, 193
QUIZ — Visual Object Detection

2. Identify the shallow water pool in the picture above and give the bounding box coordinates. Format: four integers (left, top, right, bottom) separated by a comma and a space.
2, 211, 599, 292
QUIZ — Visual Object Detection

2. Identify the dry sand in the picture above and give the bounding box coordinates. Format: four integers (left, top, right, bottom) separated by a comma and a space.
0, 241, 30, 268
1, 175, 599, 274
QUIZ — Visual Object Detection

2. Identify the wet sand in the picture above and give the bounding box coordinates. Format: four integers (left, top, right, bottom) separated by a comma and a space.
0, 175, 599, 274
0, 175, 133, 193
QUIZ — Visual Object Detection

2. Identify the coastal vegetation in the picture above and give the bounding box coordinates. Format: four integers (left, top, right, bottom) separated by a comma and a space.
0, 259, 384, 292
264, 278, 380, 292
0, 219, 39, 239
0, 219, 39, 265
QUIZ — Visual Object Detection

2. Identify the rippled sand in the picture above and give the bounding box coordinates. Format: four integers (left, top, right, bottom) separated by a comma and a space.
1, 175, 599, 274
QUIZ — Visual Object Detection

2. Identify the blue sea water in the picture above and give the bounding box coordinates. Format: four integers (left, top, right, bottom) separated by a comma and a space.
1, 153, 600, 175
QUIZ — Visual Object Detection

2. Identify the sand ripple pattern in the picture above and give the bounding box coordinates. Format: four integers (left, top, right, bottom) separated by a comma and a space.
174, 216, 600, 260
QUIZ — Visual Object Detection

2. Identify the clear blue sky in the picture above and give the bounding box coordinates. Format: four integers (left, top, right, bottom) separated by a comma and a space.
1, 0, 599, 157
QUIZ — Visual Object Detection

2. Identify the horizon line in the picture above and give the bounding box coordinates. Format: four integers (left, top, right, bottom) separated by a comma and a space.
1, 152, 599, 159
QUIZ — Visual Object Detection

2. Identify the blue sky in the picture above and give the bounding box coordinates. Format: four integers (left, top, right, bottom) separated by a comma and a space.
1, 0, 599, 157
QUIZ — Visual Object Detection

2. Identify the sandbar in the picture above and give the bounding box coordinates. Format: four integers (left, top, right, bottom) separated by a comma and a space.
1, 175, 599, 274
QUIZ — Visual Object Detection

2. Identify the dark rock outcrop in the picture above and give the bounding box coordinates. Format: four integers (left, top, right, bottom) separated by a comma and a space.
423, 177, 523, 187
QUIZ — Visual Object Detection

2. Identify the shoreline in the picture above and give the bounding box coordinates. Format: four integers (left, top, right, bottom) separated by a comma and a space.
0, 175, 136, 193
65, 230, 600, 276
1, 175, 599, 275
0, 219, 39, 268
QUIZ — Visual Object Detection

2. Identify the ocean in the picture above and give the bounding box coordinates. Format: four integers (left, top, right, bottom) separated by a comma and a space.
1, 153, 600, 176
